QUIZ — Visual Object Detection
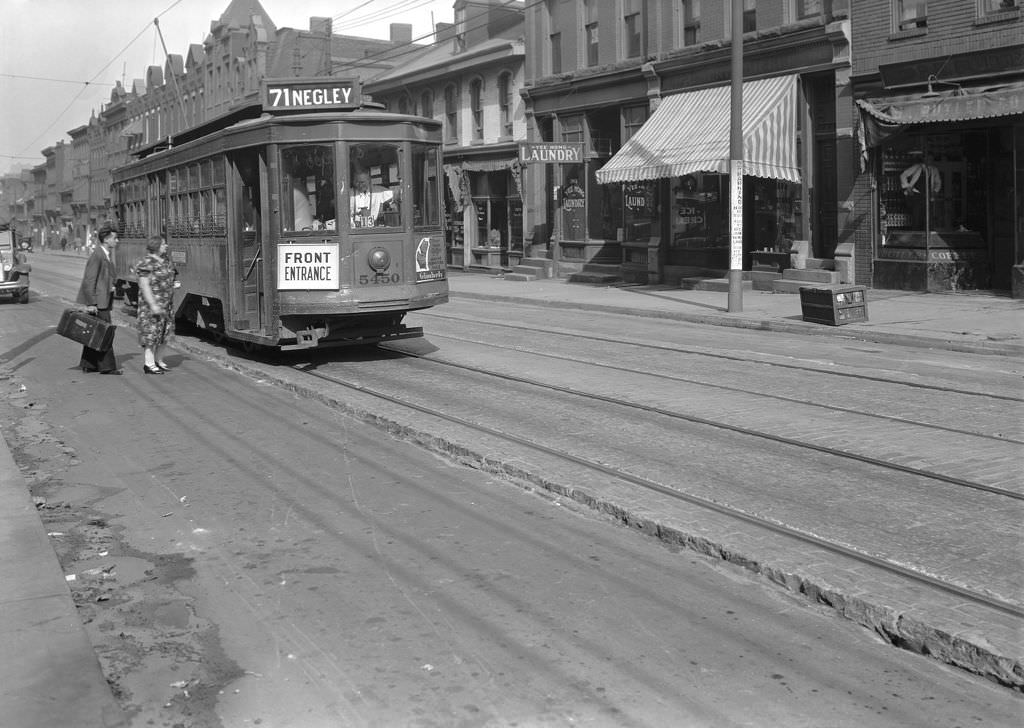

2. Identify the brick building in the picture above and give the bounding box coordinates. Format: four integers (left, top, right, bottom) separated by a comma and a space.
522, 0, 854, 285
850, 0, 1022, 293
364, 0, 528, 270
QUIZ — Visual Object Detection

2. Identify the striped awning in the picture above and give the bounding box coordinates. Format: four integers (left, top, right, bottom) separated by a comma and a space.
595, 75, 801, 184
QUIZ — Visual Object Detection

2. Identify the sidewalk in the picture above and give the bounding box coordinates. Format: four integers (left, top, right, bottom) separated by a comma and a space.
0, 263, 1020, 727
0, 404, 127, 726
446, 270, 1024, 357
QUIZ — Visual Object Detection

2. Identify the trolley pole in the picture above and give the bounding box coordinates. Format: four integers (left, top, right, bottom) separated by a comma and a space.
154, 19, 189, 134
727, 0, 744, 312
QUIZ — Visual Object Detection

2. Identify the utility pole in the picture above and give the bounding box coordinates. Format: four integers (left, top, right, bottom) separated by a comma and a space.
727, 0, 744, 312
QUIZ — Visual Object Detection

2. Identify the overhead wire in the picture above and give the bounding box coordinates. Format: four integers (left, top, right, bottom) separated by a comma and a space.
12, 0, 189, 157
330, 0, 538, 75
8, 0, 534, 162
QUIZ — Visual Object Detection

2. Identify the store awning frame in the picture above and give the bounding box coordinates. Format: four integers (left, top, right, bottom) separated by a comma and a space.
856, 82, 1024, 151
595, 75, 801, 185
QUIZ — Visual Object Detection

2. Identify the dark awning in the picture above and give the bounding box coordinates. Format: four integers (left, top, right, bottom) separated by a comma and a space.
856, 82, 1024, 151
595, 75, 801, 184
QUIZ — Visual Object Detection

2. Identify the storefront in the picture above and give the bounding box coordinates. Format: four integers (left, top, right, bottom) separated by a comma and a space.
856, 83, 1024, 292
596, 75, 806, 283
444, 154, 524, 270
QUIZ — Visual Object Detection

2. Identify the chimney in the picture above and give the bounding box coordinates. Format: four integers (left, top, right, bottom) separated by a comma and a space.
435, 22, 456, 42
309, 16, 331, 35
390, 23, 412, 44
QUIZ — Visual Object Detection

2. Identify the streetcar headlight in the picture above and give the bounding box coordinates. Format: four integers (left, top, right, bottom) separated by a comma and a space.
367, 248, 391, 272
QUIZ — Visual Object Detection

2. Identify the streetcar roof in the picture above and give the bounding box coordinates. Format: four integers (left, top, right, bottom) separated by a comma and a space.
117, 104, 442, 176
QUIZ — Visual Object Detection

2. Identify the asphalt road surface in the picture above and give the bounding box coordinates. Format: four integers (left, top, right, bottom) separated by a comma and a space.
1, 253, 1018, 727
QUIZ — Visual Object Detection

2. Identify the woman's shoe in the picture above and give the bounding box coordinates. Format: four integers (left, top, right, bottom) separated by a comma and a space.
156, 361, 170, 371
143, 364, 164, 375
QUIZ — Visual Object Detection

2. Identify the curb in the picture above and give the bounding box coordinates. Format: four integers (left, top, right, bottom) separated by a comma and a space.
449, 290, 1024, 357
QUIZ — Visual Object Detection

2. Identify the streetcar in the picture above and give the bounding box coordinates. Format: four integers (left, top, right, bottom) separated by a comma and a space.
110, 77, 447, 350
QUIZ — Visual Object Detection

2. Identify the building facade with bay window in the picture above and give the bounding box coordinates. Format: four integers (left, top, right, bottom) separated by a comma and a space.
522, 0, 854, 284
850, 0, 1023, 294
364, 1, 528, 271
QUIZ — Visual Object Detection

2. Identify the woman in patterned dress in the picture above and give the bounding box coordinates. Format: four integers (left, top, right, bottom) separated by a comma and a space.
136, 235, 177, 374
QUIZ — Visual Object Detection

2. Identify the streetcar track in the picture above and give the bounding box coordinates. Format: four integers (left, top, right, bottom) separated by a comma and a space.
294, 363, 1024, 621
375, 347, 1022, 501
418, 311, 1024, 403
417, 331, 1022, 446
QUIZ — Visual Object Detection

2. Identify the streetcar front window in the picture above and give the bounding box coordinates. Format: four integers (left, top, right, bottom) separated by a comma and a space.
281, 145, 336, 232
349, 143, 401, 229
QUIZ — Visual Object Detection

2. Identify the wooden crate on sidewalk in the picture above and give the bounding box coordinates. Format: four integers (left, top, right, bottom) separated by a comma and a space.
799, 285, 868, 326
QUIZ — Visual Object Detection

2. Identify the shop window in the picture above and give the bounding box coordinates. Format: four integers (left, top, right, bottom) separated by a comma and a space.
879, 137, 972, 238
894, 0, 927, 31
746, 178, 800, 254
281, 144, 336, 232
623, 181, 656, 242
679, 0, 701, 46
668, 173, 726, 268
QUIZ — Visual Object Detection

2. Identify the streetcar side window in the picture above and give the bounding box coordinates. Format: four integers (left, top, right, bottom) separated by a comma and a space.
350, 143, 401, 229
411, 144, 440, 228
281, 145, 335, 232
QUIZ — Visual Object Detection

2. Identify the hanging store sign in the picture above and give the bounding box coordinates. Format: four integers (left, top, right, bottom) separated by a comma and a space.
519, 142, 585, 164
278, 243, 340, 290
263, 78, 361, 112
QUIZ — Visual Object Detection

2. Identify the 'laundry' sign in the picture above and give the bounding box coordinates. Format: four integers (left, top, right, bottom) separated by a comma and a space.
519, 143, 584, 164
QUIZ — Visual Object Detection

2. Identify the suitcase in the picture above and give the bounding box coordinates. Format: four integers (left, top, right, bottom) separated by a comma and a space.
57, 308, 116, 350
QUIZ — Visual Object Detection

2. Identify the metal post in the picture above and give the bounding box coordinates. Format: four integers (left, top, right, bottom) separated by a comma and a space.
727, 0, 744, 312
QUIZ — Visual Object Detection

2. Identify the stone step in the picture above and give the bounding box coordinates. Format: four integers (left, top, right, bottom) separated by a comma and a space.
782, 268, 840, 284
749, 270, 783, 291
512, 263, 550, 279
566, 271, 622, 284
805, 257, 836, 270
772, 278, 822, 294
520, 256, 552, 268
504, 272, 538, 282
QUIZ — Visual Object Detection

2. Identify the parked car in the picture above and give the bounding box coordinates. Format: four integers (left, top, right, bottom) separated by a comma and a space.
0, 225, 30, 303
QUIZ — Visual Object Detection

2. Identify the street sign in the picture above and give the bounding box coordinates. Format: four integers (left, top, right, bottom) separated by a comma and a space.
519, 142, 585, 164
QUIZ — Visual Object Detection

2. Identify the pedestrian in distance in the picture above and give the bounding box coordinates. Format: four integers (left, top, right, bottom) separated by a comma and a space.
135, 234, 177, 374
74, 221, 121, 374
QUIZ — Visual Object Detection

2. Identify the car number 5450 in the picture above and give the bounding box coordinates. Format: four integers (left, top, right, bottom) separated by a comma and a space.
360, 273, 401, 284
